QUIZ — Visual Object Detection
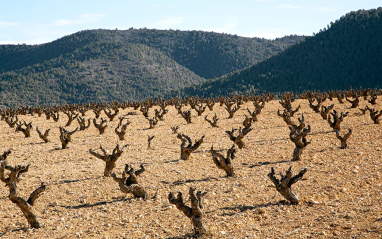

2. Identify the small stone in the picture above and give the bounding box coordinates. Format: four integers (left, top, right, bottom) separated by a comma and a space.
307, 198, 319, 205
256, 208, 266, 214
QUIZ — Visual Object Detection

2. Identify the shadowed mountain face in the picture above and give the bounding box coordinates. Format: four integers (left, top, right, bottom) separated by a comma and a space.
0, 29, 303, 107
175, 8, 382, 98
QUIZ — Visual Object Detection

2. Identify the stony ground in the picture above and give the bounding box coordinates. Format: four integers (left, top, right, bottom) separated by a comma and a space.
0, 97, 381, 239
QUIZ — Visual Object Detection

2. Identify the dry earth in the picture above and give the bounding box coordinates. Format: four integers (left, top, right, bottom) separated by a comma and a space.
0, 97, 381, 238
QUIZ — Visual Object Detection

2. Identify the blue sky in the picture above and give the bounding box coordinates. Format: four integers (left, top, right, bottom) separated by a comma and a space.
0, 0, 380, 44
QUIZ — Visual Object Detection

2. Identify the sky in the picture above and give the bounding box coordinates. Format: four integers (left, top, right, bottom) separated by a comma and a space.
0, 0, 380, 45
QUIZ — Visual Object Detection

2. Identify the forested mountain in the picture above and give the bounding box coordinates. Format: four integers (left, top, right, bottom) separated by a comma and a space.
0, 29, 303, 106
175, 8, 382, 98
0, 43, 206, 106
120, 29, 305, 79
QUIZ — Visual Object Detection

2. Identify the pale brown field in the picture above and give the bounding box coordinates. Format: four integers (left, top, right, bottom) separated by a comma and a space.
0, 98, 381, 239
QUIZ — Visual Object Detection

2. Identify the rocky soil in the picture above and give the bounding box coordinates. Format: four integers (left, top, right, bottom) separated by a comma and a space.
0, 97, 381, 238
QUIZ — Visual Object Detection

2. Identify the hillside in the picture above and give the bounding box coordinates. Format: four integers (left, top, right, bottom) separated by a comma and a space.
118, 29, 305, 79
0, 42, 205, 106
0, 29, 303, 107
176, 8, 382, 98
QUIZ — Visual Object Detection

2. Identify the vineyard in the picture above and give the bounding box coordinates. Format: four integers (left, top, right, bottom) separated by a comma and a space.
0, 89, 381, 238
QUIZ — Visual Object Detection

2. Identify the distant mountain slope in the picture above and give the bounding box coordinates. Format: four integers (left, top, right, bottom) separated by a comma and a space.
0, 42, 205, 106
117, 29, 305, 79
0, 29, 304, 78
0, 29, 303, 106
0, 30, 100, 72
176, 8, 382, 98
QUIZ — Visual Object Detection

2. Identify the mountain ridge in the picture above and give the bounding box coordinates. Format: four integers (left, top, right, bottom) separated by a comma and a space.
0, 28, 303, 106
174, 8, 382, 98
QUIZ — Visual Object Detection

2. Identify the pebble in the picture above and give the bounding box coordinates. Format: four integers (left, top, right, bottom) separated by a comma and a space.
256, 208, 266, 215
307, 198, 319, 205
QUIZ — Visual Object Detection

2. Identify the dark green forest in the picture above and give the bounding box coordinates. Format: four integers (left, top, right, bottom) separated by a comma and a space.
175, 8, 382, 98
0, 29, 302, 107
